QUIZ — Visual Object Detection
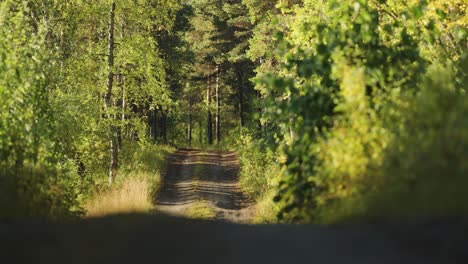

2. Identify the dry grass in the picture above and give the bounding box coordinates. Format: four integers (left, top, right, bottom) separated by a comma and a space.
84, 175, 154, 218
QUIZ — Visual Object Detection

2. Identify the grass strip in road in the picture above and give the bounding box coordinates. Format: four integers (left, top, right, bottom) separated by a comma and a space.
186, 200, 216, 220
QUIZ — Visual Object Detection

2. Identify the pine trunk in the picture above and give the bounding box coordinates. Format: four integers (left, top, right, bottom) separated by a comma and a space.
238, 70, 244, 131
188, 101, 193, 146
256, 90, 263, 132
207, 76, 213, 145
215, 65, 220, 145
198, 120, 203, 144
160, 111, 167, 144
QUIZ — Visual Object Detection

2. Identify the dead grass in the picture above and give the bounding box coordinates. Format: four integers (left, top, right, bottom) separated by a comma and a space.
84, 175, 155, 218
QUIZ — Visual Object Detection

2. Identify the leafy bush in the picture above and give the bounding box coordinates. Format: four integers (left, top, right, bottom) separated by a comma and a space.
308, 62, 467, 223
236, 133, 281, 223
365, 64, 468, 220
238, 134, 280, 200
0, 2, 83, 219
258, 0, 467, 223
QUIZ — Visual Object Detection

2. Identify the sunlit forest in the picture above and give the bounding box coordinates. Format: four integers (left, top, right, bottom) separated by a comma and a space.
0, 0, 466, 228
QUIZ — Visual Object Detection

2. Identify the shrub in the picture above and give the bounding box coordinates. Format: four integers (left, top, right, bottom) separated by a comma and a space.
308, 64, 468, 224
237, 133, 281, 222
238, 134, 280, 200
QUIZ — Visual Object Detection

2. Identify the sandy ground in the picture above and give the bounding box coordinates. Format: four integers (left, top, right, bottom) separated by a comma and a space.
156, 149, 254, 223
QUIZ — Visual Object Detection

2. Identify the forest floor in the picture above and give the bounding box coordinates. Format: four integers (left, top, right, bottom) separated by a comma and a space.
156, 149, 254, 223
1, 148, 467, 263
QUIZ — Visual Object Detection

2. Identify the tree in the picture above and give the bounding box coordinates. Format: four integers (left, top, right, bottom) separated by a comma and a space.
104, 1, 118, 184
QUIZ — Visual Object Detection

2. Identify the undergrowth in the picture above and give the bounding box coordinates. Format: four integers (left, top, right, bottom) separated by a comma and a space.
83, 143, 174, 217
237, 134, 281, 223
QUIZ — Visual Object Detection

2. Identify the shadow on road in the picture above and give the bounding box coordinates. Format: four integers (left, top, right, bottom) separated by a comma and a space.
1, 213, 467, 264
2, 148, 467, 263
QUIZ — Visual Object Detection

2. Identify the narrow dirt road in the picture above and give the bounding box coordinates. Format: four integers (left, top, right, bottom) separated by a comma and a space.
156, 149, 253, 223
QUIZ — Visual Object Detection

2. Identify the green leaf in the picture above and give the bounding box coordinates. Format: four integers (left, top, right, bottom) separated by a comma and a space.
411, 6, 423, 19
436, 9, 446, 20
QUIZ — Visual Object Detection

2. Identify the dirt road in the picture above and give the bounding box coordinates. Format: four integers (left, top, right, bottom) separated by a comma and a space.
156, 149, 253, 223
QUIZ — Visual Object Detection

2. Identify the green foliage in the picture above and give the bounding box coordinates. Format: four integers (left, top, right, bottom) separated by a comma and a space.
237, 133, 282, 223
119, 142, 174, 199
0, 1, 83, 219
1, 0, 466, 223
238, 134, 280, 199
0, 0, 184, 219
86, 142, 174, 208
370, 65, 468, 219
253, 0, 467, 223
314, 64, 467, 223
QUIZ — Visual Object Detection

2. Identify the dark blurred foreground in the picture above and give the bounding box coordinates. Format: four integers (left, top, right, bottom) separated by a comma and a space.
1, 214, 467, 264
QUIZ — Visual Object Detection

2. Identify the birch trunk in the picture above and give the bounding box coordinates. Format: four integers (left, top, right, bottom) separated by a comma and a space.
104, 1, 118, 184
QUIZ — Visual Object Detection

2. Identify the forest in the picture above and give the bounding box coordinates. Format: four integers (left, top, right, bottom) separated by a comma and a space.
0, 0, 467, 225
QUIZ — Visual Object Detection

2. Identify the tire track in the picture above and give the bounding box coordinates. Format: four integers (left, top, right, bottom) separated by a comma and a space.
156, 149, 253, 223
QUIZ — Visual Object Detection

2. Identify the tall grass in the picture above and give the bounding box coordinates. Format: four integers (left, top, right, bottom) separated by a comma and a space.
83, 143, 174, 218
84, 174, 153, 217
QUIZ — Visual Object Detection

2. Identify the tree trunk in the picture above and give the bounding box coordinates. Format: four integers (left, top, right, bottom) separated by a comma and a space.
256, 89, 263, 132
188, 101, 193, 146
104, 1, 118, 184
207, 76, 213, 145
215, 65, 220, 145
153, 111, 158, 142
160, 111, 167, 144
148, 109, 158, 142
289, 119, 295, 143
116, 74, 123, 151
237, 70, 244, 131
198, 119, 203, 144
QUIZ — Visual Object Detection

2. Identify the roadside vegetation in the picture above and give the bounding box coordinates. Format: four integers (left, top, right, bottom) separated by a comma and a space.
234, 0, 467, 224
237, 135, 281, 223
84, 176, 153, 218
248, 0, 467, 224
84, 144, 173, 218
